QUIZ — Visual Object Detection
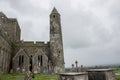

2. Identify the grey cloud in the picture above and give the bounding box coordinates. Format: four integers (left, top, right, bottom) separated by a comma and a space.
62, 9, 112, 49
2, 0, 49, 17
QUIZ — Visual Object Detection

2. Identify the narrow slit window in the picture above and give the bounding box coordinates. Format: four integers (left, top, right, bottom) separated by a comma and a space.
19, 55, 21, 66
38, 55, 40, 66
41, 55, 43, 66
22, 55, 24, 63
19, 55, 24, 66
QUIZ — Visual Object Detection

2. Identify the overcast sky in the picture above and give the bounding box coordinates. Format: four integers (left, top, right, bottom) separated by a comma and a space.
0, 0, 120, 67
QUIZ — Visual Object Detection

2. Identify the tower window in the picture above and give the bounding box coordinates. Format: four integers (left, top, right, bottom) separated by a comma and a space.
53, 15, 56, 18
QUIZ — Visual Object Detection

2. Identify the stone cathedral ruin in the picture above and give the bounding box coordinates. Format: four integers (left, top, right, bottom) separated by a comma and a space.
0, 7, 116, 80
0, 8, 65, 74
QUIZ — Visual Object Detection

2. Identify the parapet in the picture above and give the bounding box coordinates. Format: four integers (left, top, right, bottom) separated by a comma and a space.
14, 41, 50, 47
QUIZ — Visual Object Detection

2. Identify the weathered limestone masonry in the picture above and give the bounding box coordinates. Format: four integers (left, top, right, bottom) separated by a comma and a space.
12, 41, 50, 74
50, 8, 65, 73
0, 8, 65, 74
0, 12, 21, 42
0, 12, 20, 73
0, 24, 12, 73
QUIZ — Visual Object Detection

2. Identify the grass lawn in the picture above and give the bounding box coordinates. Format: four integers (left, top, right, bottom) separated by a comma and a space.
116, 75, 120, 80
0, 74, 58, 80
113, 68, 120, 80
0, 74, 24, 80
33, 74, 58, 80
1, 68, 120, 80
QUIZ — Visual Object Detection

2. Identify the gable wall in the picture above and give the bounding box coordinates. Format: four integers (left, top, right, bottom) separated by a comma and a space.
12, 41, 50, 73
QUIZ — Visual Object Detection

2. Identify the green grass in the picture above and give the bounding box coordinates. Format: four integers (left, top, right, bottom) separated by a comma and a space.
33, 74, 58, 80
1, 68, 119, 80
113, 68, 120, 80
0, 74, 24, 80
0, 74, 58, 80
116, 75, 120, 80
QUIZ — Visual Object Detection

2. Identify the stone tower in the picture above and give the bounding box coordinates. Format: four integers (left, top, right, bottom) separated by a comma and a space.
50, 7, 65, 73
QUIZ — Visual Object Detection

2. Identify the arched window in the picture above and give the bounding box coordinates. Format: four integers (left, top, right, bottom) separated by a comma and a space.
53, 15, 56, 18
19, 55, 24, 66
38, 55, 43, 66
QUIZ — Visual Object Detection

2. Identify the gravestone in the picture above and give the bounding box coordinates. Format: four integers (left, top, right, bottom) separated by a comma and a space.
87, 69, 116, 80
24, 71, 32, 80
59, 72, 88, 80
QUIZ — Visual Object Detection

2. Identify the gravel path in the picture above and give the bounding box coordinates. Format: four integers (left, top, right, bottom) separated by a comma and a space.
16, 78, 24, 80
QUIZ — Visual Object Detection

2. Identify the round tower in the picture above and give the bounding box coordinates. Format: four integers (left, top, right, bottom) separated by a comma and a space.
50, 7, 65, 73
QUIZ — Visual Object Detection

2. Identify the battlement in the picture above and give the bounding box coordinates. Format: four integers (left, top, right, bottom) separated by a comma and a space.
14, 41, 50, 47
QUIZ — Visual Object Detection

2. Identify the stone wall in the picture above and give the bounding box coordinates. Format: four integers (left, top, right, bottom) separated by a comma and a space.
0, 28, 12, 73
0, 13, 21, 42
13, 49, 29, 74
12, 41, 50, 74
50, 8, 65, 73
0, 8, 65, 74
13, 41, 50, 56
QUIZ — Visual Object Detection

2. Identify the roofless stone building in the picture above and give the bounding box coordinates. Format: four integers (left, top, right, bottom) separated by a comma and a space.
0, 8, 65, 74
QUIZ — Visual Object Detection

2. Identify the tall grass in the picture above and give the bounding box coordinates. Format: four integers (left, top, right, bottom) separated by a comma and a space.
0, 74, 58, 80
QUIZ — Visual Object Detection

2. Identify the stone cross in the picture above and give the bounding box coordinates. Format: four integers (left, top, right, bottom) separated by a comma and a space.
71, 64, 75, 72
75, 61, 78, 72
75, 61, 78, 68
